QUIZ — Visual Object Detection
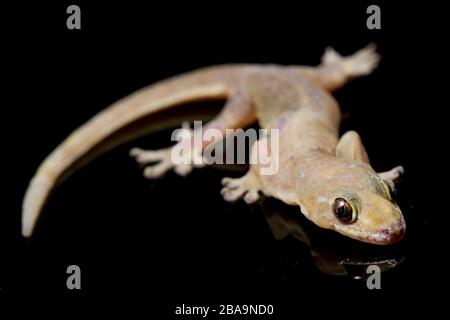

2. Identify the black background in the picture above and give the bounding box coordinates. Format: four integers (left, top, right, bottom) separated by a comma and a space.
1, 0, 445, 316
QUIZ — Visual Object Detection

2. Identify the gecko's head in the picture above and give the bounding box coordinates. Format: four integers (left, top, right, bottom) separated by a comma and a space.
299, 162, 405, 245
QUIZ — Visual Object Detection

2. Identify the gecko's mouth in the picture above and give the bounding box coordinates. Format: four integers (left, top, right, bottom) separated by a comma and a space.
334, 218, 406, 245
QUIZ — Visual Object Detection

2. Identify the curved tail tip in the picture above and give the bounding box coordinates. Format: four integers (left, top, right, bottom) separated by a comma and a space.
21, 219, 34, 238
22, 172, 55, 238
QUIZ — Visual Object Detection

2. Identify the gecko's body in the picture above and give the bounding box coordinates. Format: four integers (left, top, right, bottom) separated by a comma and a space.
22, 45, 405, 244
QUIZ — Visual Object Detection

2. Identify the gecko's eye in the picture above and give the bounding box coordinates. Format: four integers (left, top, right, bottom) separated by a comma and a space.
333, 198, 357, 224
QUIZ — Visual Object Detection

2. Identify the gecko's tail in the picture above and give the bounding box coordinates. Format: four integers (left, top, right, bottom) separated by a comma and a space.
22, 65, 239, 237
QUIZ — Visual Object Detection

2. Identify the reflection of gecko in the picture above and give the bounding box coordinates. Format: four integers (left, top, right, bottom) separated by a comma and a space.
260, 197, 404, 277
22, 44, 405, 244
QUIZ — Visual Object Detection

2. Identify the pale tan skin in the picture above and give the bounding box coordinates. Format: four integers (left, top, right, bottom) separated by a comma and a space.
22, 45, 405, 244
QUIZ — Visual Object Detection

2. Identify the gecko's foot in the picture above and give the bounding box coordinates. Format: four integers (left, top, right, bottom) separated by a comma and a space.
342, 44, 380, 76
130, 146, 204, 178
378, 165, 404, 191
221, 174, 261, 204
130, 147, 174, 178
323, 44, 380, 77
130, 121, 205, 178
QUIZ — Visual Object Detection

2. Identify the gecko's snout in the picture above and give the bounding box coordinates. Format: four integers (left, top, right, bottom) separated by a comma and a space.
373, 220, 406, 244
358, 203, 406, 245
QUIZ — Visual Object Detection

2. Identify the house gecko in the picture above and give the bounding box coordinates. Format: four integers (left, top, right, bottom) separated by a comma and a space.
22, 44, 405, 244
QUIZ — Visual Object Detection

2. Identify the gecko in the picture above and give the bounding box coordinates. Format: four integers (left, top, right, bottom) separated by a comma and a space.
21, 44, 406, 244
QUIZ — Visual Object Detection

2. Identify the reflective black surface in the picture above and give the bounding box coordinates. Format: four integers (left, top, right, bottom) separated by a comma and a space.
3, 116, 435, 308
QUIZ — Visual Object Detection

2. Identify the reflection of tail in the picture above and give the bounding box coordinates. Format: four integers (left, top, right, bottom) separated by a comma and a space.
22, 65, 243, 237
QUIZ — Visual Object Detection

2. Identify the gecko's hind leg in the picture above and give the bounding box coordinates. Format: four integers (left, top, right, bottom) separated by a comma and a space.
221, 170, 262, 204
322, 44, 380, 77
130, 146, 202, 178
130, 122, 204, 178
131, 92, 256, 179
310, 44, 380, 91
130, 147, 173, 178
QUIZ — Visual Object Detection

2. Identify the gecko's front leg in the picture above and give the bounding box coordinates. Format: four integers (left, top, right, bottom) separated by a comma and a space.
220, 135, 274, 204
378, 166, 404, 191
221, 170, 262, 204
337, 130, 404, 191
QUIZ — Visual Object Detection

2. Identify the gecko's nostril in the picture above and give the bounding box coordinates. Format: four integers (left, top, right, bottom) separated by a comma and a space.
378, 226, 405, 244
